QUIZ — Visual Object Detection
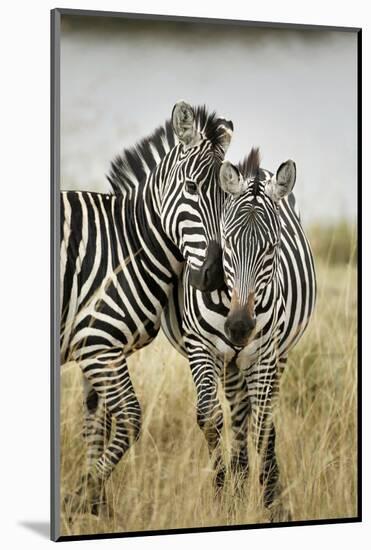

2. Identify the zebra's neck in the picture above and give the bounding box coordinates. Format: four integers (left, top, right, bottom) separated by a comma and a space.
132, 167, 184, 277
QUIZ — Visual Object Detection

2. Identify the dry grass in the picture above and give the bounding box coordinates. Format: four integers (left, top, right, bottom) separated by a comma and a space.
308, 221, 357, 266
59, 231, 358, 536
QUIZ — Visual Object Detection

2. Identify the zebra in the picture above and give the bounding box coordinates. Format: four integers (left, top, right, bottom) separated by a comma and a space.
60, 101, 234, 515
163, 147, 316, 520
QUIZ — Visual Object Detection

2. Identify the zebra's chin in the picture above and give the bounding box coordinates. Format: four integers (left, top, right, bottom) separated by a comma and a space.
226, 331, 256, 349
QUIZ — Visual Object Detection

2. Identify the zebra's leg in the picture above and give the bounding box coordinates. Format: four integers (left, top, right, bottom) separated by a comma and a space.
82, 378, 112, 515
186, 338, 224, 489
277, 355, 287, 378
66, 349, 141, 516
249, 366, 290, 521
222, 360, 251, 484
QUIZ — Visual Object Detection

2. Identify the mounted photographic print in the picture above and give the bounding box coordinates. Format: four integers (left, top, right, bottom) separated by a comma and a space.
51, 8, 361, 541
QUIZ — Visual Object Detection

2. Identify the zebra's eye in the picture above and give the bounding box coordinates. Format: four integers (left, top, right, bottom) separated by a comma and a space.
185, 180, 198, 195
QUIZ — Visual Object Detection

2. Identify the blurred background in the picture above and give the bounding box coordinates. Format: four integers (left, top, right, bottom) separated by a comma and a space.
61, 15, 357, 229
59, 15, 358, 535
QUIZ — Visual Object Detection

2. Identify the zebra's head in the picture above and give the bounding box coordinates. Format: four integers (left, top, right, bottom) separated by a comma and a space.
162, 101, 234, 291
219, 148, 296, 347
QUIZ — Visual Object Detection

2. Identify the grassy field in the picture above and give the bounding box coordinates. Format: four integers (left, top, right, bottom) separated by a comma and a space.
59, 225, 358, 536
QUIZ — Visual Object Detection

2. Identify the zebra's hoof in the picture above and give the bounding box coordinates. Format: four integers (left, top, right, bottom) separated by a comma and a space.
91, 493, 112, 518
63, 492, 89, 523
268, 502, 292, 523
215, 467, 227, 492
63, 474, 106, 521
91, 501, 112, 518
63, 491, 110, 522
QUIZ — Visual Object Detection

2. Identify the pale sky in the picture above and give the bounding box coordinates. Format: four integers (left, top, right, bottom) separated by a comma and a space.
61, 16, 358, 223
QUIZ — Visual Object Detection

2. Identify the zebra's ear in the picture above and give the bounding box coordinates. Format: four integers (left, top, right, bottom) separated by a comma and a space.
216, 118, 234, 154
265, 160, 296, 202
171, 101, 198, 147
219, 161, 244, 195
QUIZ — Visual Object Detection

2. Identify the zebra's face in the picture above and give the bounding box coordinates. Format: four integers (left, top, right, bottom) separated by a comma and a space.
220, 150, 296, 347
161, 101, 233, 291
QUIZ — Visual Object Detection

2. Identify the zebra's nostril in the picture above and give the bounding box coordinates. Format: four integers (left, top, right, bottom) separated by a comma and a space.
225, 314, 256, 346
231, 321, 249, 337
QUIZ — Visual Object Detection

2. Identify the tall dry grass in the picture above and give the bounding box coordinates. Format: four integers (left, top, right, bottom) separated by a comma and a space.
59, 224, 358, 536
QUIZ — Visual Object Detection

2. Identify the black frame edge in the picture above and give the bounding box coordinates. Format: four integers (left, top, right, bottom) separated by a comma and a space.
56, 517, 361, 542
51, 7, 61, 543
356, 28, 362, 522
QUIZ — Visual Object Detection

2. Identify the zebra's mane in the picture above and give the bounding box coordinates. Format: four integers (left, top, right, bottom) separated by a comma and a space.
238, 147, 261, 179
238, 147, 262, 197
108, 106, 225, 196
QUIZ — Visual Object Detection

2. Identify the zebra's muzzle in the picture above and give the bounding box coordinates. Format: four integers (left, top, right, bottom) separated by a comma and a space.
225, 291, 256, 347
188, 240, 224, 292
225, 310, 256, 347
